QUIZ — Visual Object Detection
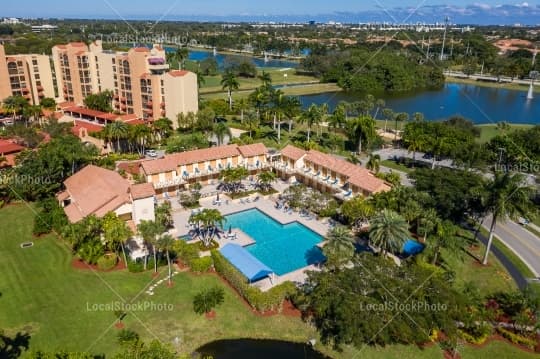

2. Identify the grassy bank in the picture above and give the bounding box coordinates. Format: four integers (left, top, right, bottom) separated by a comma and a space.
446, 76, 539, 93
475, 124, 534, 143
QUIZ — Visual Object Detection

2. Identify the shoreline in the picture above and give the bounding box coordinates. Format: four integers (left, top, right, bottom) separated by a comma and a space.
445, 76, 538, 93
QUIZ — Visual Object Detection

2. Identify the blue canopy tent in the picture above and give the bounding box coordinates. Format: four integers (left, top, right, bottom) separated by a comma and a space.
402, 239, 425, 256
220, 243, 274, 283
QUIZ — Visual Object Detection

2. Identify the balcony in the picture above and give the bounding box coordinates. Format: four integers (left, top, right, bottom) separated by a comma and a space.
146, 101, 153, 108
147, 58, 169, 72
36, 85, 44, 91
153, 176, 185, 189
143, 108, 153, 114
160, 102, 165, 108
21, 87, 30, 93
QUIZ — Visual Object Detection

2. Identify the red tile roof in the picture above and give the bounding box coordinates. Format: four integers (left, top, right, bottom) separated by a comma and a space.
57, 101, 76, 110
281, 144, 307, 161
64, 106, 117, 120
0, 139, 25, 155
130, 183, 155, 200
59, 165, 131, 223
237, 143, 267, 157
141, 144, 242, 175
71, 120, 104, 136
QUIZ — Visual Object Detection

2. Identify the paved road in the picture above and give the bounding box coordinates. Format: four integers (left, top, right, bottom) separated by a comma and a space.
483, 216, 540, 278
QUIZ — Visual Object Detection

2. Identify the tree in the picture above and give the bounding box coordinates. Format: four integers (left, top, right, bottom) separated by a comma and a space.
152, 117, 173, 140
234, 97, 250, 123
369, 210, 409, 255
244, 110, 259, 138
105, 121, 129, 152
220, 69, 240, 110
193, 287, 225, 315
137, 220, 161, 271
39, 97, 56, 110
256, 170, 276, 192
175, 47, 189, 69
347, 115, 376, 154
366, 154, 381, 174
482, 172, 533, 265
258, 70, 272, 88
219, 166, 248, 193
394, 112, 409, 142
155, 201, 173, 230
212, 122, 231, 146
83, 90, 113, 112
283, 96, 301, 133
381, 108, 394, 134
189, 208, 226, 248
322, 227, 355, 270
341, 196, 374, 227
298, 104, 323, 143
102, 212, 133, 266
158, 234, 175, 286
3, 95, 28, 120
328, 104, 346, 133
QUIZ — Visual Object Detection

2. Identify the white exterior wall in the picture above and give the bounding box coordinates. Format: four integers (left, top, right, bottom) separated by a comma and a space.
132, 197, 155, 225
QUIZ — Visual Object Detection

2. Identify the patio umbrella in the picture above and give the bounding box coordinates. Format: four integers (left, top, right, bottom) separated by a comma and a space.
217, 193, 220, 201
228, 225, 232, 234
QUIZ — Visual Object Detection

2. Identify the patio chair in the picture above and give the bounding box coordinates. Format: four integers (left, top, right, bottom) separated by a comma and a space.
253, 196, 260, 202
245, 197, 251, 203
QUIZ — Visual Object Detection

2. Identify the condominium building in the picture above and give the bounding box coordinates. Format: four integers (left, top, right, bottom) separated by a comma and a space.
0, 44, 55, 105
52, 41, 198, 124
140, 143, 269, 197
274, 145, 390, 198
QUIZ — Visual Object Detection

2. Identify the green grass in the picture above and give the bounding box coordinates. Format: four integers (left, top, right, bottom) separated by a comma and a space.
446, 76, 540, 94
381, 160, 413, 174
0, 205, 535, 358
458, 339, 540, 358
475, 124, 534, 144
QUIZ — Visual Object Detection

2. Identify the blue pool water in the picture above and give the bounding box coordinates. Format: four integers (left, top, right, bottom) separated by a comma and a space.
224, 209, 325, 276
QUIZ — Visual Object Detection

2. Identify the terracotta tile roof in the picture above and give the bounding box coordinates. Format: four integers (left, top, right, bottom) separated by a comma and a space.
141, 144, 241, 175
130, 183, 155, 200
65, 106, 117, 120
238, 143, 267, 157
117, 161, 146, 175
60, 165, 131, 223
57, 101, 76, 110
168, 70, 189, 77
71, 120, 104, 136
281, 144, 307, 161
302, 147, 388, 194
0, 139, 25, 154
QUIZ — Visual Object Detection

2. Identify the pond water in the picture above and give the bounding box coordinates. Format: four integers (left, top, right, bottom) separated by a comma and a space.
195, 339, 331, 359
298, 83, 540, 125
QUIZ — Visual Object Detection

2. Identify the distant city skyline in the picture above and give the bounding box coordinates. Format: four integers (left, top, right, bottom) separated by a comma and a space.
3, 1, 540, 25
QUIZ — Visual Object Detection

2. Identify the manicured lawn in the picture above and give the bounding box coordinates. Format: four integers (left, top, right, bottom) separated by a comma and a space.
0, 205, 534, 358
475, 124, 533, 144
458, 339, 540, 358
381, 159, 413, 174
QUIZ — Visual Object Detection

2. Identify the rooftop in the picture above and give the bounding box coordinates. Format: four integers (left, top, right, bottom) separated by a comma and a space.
130, 183, 155, 200
0, 139, 25, 155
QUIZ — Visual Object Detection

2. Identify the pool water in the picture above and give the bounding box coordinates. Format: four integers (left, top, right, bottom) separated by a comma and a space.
224, 209, 325, 276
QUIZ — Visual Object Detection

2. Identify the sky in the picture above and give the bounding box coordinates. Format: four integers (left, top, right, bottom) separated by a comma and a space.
3, 1, 540, 25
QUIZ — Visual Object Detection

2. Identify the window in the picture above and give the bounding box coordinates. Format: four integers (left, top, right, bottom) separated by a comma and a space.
34, 74, 40, 80
32, 59, 38, 66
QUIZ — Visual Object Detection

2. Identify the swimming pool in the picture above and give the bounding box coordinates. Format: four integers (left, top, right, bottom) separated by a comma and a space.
224, 209, 325, 276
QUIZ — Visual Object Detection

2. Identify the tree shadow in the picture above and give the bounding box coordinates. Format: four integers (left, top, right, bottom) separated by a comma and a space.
305, 246, 325, 266
0, 331, 31, 359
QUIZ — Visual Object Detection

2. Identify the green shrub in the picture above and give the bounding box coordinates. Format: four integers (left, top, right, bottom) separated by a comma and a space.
211, 250, 297, 312
193, 286, 225, 314
127, 260, 144, 273
496, 327, 537, 349
97, 253, 118, 271
117, 329, 139, 346
458, 328, 490, 345
174, 240, 200, 263
198, 240, 219, 251
190, 256, 213, 273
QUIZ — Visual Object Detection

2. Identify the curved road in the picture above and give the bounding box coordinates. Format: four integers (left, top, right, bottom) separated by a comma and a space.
483, 216, 540, 278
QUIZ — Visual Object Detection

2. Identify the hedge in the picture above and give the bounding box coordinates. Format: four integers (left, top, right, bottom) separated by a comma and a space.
458, 329, 490, 345
190, 256, 213, 273
496, 327, 537, 349
211, 250, 296, 312
97, 253, 118, 271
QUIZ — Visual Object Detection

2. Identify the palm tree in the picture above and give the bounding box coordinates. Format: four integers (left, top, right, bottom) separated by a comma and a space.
381, 108, 394, 134
249, 86, 270, 119
212, 122, 231, 146
102, 212, 133, 266
347, 115, 376, 154
284, 96, 301, 133
257, 170, 276, 192
189, 208, 226, 248
3, 95, 28, 121
234, 98, 250, 123
417, 208, 439, 242
158, 234, 175, 286
369, 210, 409, 256
152, 117, 173, 140
298, 104, 322, 143
137, 220, 161, 271
430, 220, 458, 265
328, 104, 346, 133
404, 131, 426, 164
221, 69, 240, 110
175, 47, 189, 69
258, 70, 272, 88
394, 112, 409, 142
322, 226, 356, 270
482, 172, 533, 265
106, 121, 129, 152
244, 110, 259, 138
373, 99, 386, 120
131, 124, 151, 155
366, 154, 381, 174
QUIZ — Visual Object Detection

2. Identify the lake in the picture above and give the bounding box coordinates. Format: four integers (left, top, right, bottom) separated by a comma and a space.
165, 47, 299, 69
195, 339, 330, 359
297, 83, 540, 125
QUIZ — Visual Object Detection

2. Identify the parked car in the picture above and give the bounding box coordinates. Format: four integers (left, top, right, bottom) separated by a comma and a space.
518, 217, 529, 225
146, 149, 158, 158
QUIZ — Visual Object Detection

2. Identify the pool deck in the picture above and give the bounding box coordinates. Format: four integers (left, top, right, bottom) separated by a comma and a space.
169, 193, 331, 291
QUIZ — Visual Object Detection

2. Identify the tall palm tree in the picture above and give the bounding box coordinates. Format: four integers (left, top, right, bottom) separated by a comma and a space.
152, 117, 173, 140
369, 210, 409, 256
106, 121, 129, 153
328, 104, 346, 133
404, 131, 426, 164
102, 212, 133, 266
366, 154, 381, 174
322, 226, 356, 270
417, 208, 439, 242
220, 69, 240, 110
158, 234, 175, 286
373, 99, 386, 120
430, 219, 458, 265
189, 208, 226, 248
212, 122, 232, 146
258, 70, 272, 88
298, 104, 322, 143
175, 47, 189, 69
249, 86, 270, 119
394, 112, 409, 142
284, 96, 301, 133
482, 171, 533, 265
347, 115, 376, 154
234, 97, 250, 123
137, 220, 161, 271
244, 110, 259, 138
131, 124, 151, 155
257, 170, 277, 192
